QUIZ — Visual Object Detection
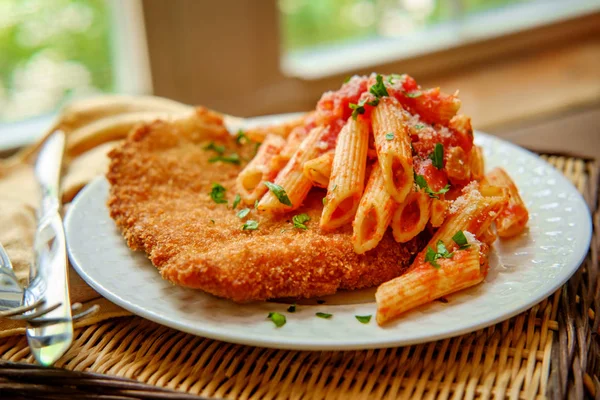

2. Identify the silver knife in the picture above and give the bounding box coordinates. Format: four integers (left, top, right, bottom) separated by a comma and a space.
24, 130, 73, 366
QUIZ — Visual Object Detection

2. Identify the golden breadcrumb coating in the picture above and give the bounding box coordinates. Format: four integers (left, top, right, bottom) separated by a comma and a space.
107, 109, 422, 302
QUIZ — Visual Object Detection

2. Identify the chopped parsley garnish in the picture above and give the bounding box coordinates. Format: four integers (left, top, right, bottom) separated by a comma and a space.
424, 240, 454, 268
242, 220, 259, 230
203, 142, 225, 155
430, 143, 444, 170
267, 312, 286, 327
385, 132, 394, 141
349, 102, 366, 120
355, 315, 372, 324
414, 124, 425, 130
232, 194, 241, 210
209, 153, 241, 165
369, 74, 389, 98
254, 199, 259, 209
210, 219, 215, 224
322, 197, 327, 206
452, 230, 471, 250
236, 208, 250, 218
387, 73, 403, 85
316, 312, 332, 319
287, 304, 296, 313
209, 183, 227, 204
332, 184, 338, 191
349, 98, 380, 120
405, 91, 422, 98
292, 213, 310, 230
235, 130, 248, 145
414, 174, 450, 199
343, 76, 352, 83
264, 181, 292, 206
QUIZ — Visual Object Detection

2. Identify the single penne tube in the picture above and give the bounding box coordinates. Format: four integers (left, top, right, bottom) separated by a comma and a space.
376, 244, 485, 325
270, 125, 310, 172
320, 118, 369, 229
430, 198, 448, 228
470, 145, 485, 181
445, 145, 471, 182
391, 190, 431, 243
258, 126, 330, 212
352, 164, 396, 254
236, 134, 287, 204
413, 184, 507, 264
371, 97, 414, 203
483, 167, 529, 237
303, 151, 334, 188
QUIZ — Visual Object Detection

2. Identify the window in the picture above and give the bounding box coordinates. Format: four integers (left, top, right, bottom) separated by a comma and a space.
279, 0, 600, 79
0, 0, 150, 123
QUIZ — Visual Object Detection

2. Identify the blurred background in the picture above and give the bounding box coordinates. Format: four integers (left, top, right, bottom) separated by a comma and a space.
1, 0, 599, 155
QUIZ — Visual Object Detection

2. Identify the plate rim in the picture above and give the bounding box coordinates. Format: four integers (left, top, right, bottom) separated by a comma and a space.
65, 131, 592, 350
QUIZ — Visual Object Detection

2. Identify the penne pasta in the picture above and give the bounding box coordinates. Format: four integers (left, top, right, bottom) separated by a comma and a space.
236, 134, 287, 204
445, 145, 470, 183
376, 244, 485, 325
258, 126, 331, 212
430, 198, 448, 228
483, 167, 529, 237
413, 184, 507, 265
391, 190, 431, 243
271, 125, 310, 172
320, 118, 369, 230
352, 164, 396, 254
371, 97, 414, 203
303, 151, 334, 188
470, 145, 485, 181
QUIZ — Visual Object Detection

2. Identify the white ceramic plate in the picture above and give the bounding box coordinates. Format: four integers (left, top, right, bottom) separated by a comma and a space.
65, 130, 592, 350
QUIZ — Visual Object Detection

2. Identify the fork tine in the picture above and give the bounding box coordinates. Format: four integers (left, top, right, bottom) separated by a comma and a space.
9, 301, 61, 320
72, 304, 100, 320
0, 299, 45, 318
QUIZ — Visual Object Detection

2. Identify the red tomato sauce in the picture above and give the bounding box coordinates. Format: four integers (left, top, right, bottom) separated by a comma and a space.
314, 73, 474, 194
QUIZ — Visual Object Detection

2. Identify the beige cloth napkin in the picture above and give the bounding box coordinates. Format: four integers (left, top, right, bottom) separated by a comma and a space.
0, 95, 193, 338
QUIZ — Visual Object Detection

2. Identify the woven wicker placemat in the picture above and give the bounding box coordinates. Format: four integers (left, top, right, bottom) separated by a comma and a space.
0, 154, 598, 400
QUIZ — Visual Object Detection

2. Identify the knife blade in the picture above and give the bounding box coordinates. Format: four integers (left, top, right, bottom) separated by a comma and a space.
0, 242, 23, 311
24, 130, 73, 367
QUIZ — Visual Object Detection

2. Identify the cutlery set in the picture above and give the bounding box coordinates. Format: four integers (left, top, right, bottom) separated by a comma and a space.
0, 131, 96, 367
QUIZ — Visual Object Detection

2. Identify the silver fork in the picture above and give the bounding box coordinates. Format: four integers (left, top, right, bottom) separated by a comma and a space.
0, 242, 99, 326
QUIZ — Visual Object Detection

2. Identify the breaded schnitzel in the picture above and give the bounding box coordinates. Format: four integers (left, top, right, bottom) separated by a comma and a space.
107, 109, 421, 302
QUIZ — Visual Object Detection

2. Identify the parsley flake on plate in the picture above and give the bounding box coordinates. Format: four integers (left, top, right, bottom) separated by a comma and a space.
316, 312, 332, 319
452, 230, 471, 250
242, 220, 259, 231
254, 199, 259, 209
292, 213, 310, 230
429, 143, 444, 170
209, 153, 241, 165
414, 123, 425, 130
414, 174, 450, 199
203, 141, 225, 155
264, 181, 292, 206
209, 183, 227, 204
355, 315, 372, 324
385, 132, 395, 141
232, 194, 241, 209
267, 312, 286, 327
236, 208, 250, 218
